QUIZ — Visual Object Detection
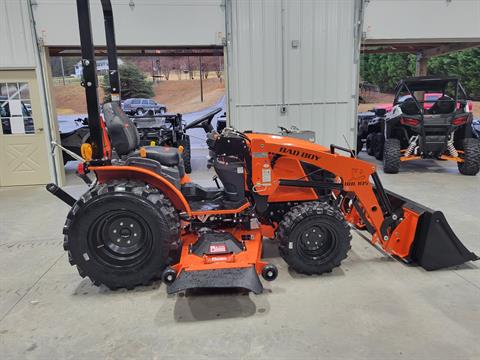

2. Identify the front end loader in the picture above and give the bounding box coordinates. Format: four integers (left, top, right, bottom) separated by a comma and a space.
47, 0, 478, 294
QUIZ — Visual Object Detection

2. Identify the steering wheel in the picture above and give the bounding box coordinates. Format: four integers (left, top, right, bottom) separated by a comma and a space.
184, 107, 223, 133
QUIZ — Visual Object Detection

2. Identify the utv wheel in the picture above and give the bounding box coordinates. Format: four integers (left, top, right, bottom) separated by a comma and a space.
180, 135, 192, 174
366, 133, 375, 156
356, 135, 363, 155
277, 202, 351, 275
63, 181, 179, 290
373, 133, 384, 160
383, 138, 401, 174
458, 138, 480, 176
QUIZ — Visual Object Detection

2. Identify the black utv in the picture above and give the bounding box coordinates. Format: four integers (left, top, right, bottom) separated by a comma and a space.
380, 77, 479, 175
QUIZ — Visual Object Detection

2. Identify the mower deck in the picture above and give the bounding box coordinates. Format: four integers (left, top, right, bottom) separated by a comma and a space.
168, 229, 267, 294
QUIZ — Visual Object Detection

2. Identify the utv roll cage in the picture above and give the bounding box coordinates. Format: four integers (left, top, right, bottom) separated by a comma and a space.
392, 76, 468, 114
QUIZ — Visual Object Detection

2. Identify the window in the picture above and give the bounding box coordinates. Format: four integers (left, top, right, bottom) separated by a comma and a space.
0, 82, 34, 135
148, 100, 155, 105
141, 99, 149, 105
132, 99, 141, 105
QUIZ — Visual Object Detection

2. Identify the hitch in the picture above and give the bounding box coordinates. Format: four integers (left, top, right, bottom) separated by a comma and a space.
46, 183, 77, 207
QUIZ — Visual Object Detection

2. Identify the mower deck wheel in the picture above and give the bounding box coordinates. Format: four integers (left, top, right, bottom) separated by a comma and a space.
261, 264, 278, 281
277, 202, 351, 275
162, 267, 177, 284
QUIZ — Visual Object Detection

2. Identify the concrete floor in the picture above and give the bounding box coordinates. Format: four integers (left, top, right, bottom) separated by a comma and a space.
1, 150, 479, 359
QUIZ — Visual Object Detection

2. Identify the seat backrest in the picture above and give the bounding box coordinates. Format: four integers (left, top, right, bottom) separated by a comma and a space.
428, 96, 455, 115
103, 102, 140, 155
400, 98, 421, 116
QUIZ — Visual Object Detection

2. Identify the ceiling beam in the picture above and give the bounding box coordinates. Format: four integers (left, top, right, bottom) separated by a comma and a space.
421, 42, 480, 58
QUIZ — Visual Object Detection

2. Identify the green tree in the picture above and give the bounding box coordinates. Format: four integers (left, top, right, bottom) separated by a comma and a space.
428, 48, 480, 98
360, 53, 416, 92
361, 48, 480, 98
102, 62, 154, 102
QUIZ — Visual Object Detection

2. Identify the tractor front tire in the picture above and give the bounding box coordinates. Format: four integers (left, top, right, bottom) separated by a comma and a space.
383, 138, 401, 174
458, 138, 480, 176
180, 135, 192, 174
277, 202, 351, 275
63, 181, 179, 290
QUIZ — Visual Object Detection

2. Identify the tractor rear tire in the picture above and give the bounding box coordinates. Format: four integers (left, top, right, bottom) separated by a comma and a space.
458, 138, 480, 176
383, 138, 401, 174
63, 181, 179, 290
277, 202, 351, 275
180, 135, 192, 174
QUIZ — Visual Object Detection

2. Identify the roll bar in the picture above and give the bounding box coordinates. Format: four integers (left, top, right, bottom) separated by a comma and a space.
75, 0, 119, 161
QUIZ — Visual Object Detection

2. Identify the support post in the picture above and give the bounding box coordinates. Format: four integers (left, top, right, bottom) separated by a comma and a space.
199, 56, 204, 102
60, 56, 66, 85
415, 52, 428, 76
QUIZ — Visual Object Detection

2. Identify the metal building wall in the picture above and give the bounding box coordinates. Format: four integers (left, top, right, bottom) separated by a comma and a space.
226, 0, 362, 147
0, 0, 36, 68
32, 0, 225, 47
365, 0, 480, 43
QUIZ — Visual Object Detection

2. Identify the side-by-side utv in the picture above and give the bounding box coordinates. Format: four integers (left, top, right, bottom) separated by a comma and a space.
47, 0, 478, 294
379, 77, 480, 175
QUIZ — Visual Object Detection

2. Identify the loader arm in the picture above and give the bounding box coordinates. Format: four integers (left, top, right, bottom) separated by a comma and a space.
247, 133, 478, 269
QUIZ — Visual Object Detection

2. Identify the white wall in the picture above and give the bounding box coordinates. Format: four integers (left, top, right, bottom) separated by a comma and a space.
227, 0, 362, 147
0, 0, 36, 68
32, 0, 225, 47
364, 0, 480, 43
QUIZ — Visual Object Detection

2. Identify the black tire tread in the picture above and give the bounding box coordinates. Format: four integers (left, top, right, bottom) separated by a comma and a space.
458, 138, 480, 176
366, 133, 375, 156
276, 202, 351, 275
180, 135, 192, 174
63, 180, 179, 290
383, 138, 401, 174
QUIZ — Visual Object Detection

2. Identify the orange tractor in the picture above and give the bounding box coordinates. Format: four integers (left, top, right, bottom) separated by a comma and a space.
48, 0, 478, 293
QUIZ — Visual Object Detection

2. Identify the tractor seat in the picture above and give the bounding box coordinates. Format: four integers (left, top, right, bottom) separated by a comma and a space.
103, 102, 183, 168
129, 146, 181, 166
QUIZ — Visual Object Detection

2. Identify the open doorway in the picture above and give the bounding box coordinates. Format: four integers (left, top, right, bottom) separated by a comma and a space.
48, 48, 225, 185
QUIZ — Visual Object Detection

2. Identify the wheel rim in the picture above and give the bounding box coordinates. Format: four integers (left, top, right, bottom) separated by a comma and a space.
87, 210, 153, 268
297, 222, 338, 262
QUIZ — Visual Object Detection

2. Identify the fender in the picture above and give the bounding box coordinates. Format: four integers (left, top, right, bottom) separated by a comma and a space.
90, 165, 192, 214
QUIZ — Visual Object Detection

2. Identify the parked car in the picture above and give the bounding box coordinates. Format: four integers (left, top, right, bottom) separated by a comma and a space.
473, 118, 480, 139
367, 76, 479, 175
121, 98, 167, 115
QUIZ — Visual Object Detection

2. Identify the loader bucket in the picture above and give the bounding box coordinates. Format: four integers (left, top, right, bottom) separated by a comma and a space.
386, 190, 479, 270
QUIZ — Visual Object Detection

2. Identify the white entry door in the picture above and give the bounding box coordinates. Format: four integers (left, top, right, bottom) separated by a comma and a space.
0, 70, 50, 186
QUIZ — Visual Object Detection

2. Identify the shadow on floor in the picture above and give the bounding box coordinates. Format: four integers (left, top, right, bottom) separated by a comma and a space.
172, 288, 266, 322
